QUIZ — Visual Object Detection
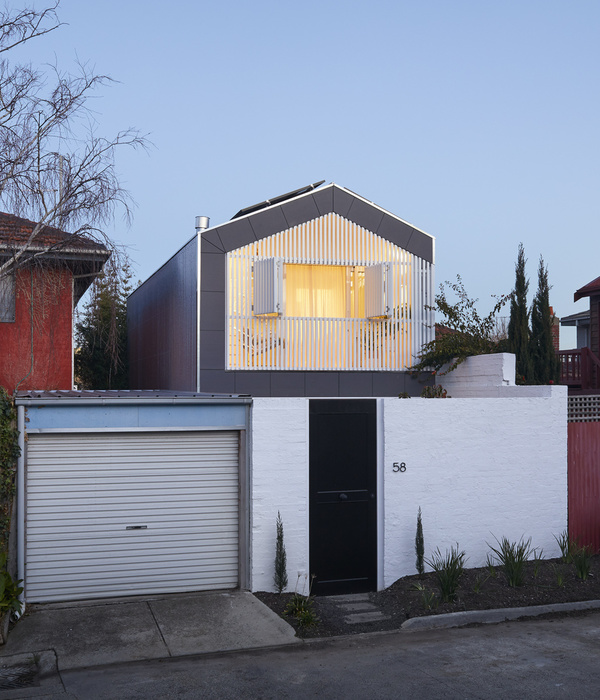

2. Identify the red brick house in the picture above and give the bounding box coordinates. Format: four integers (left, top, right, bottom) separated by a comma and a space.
0, 213, 109, 394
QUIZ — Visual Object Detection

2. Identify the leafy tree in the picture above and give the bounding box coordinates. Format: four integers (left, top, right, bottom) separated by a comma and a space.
74, 256, 133, 389
507, 244, 532, 384
0, 2, 146, 285
412, 276, 509, 375
530, 256, 559, 384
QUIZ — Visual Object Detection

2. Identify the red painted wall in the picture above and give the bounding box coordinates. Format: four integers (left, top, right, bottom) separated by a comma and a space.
568, 421, 600, 553
0, 266, 73, 394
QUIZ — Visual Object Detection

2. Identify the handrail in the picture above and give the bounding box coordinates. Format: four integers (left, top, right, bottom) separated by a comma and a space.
558, 347, 600, 390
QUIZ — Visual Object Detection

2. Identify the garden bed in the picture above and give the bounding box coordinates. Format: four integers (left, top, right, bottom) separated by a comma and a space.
254, 554, 600, 638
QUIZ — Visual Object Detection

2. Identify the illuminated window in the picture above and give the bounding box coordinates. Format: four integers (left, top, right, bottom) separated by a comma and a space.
285, 264, 365, 318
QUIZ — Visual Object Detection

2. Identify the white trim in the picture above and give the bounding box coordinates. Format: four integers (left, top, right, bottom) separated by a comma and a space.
25, 425, 247, 434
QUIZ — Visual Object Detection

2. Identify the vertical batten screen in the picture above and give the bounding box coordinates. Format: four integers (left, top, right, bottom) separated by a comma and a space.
227, 213, 433, 371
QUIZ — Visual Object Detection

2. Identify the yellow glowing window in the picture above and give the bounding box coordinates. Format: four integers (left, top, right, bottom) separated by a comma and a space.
285, 264, 364, 318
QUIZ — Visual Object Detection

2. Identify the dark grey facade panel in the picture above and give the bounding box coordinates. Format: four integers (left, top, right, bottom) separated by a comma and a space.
376, 214, 414, 251
305, 372, 340, 397
270, 372, 307, 397
372, 372, 406, 396
201, 230, 226, 252
279, 193, 322, 229
200, 330, 226, 370
247, 205, 289, 242
200, 291, 226, 331
200, 370, 236, 394
311, 186, 334, 216
233, 372, 272, 396
216, 218, 256, 253
332, 186, 355, 218
200, 252, 225, 292
347, 197, 385, 235
402, 232, 434, 265
339, 372, 374, 397
128, 237, 198, 391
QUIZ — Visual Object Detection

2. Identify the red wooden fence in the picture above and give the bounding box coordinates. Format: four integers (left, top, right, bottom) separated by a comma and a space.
568, 420, 600, 552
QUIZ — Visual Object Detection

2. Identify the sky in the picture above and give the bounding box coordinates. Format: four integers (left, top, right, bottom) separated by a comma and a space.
15, 0, 600, 348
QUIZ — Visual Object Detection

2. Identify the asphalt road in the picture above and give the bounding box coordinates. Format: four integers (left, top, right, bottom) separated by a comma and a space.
14, 611, 600, 699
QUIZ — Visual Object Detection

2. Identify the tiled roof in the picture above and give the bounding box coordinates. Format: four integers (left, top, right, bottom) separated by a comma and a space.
0, 211, 108, 256
574, 276, 600, 302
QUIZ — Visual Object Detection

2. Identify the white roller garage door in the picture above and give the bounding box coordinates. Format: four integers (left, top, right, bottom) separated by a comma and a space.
26, 431, 240, 602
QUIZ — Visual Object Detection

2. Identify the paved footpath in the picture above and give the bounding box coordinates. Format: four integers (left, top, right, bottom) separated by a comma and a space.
5, 610, 599, 699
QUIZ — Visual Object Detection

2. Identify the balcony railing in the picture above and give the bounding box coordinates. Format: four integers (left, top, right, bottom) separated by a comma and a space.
558, 347, 600, 391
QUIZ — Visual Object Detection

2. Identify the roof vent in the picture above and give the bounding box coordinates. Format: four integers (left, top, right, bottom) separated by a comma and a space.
195, 216, 210, 232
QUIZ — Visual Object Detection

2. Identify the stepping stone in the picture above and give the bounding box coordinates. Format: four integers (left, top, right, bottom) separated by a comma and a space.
344, 611, 390, 624
327, 593, 370, 603
338, 602, 377, 612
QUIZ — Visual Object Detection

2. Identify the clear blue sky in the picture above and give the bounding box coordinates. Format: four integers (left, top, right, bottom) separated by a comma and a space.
20, 1, 600, 348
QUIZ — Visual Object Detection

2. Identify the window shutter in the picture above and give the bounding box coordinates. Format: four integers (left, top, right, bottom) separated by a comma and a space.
253, 257, 283, 316
365, 263, 390, 319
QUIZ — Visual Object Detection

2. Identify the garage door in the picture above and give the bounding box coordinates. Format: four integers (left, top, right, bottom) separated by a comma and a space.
26, 431, 240, 602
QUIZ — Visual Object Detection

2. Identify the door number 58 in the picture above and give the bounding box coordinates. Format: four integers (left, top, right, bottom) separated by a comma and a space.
393, 462, 407, 473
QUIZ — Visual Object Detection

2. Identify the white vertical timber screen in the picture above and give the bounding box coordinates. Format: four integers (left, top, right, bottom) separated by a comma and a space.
227, 213, 433, 371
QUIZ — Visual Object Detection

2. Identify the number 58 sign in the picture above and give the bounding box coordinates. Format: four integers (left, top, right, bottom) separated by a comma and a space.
393, 462, 406, 473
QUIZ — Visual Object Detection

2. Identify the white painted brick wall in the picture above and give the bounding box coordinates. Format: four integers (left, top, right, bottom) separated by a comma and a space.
250, 386, 567, 592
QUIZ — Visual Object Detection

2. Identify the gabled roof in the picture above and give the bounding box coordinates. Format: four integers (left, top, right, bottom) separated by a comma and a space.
201, 183, 435, 264
0, 212, 110, 302
574, 276, 600, 302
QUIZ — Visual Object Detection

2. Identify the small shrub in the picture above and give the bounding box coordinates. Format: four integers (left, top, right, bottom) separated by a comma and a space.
473, 573, 488, 594
553, 564, 566, 588
554, 531, 575, 563
485, 553, 497, 578
284, 593, 318, 627
426, 544, 466, 603
532, 548, 544, 579
572, 544, 592, 581
415, 507, 425, 577
273, 512, 288, 594
421, 590, 438, 610
421, 384, 448, 398
487, 535, 532, 587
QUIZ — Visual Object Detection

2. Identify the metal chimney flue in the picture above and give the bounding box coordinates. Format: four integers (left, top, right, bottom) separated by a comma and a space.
195, 216, 210, 232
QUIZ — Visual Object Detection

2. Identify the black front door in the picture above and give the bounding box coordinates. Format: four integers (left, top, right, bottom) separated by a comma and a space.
309, 399, 377, 596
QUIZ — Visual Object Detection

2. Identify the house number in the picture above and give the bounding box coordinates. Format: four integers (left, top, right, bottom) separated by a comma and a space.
393, 462, 407, 473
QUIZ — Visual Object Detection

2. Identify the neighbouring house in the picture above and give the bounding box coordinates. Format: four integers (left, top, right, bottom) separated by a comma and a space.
559, 276, 600, 394
0, 212, 109, 394
128, 182, 436, 397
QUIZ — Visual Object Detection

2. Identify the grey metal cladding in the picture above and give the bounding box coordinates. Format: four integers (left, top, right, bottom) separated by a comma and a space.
247, 205, 289, 242
279, 194, 321, 228
201, 229, 226, 252
201, 252, 225, 292
376, 213, 414, 250
339, 372, 374, 396
200, 330, 226, 370
305, 372, 340, 397
332, 186, 354, 218
233, 372, 272, 396
403, 230, 433, 263
200, 291, 225, 331
270, 372, 306, 397
312, 185, 334, 215
216, 217, 256, 252
200, 370, 236, 394
346, 197, 385, 235
127, 237, 198, 391
372, 372, 405, 396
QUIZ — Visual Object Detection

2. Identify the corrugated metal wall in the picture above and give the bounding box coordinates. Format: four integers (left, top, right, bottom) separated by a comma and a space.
568, 395, 600, 552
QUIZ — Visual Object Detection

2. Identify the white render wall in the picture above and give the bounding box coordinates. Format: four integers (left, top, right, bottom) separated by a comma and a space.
250, 363, 568, 592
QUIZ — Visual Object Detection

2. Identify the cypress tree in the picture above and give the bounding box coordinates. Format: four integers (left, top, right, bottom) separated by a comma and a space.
508, 244, 532, 384
415, 507, 425, 577
530, 257, 559, 384
273, 511, 288, 593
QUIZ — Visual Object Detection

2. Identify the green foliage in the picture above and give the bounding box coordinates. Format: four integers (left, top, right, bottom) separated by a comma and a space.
74, 256, 134, 390
421, 590, 438, 610
0, 388, 19, 552
0, 552, 22, 615
425, 544, 466, 603
508, 243, 533, 384
553, 563, 566, 588
415, 507, 425, 576
485, 554, 497, 578
554, 531, 574, 563
420, 384, 448, 398
532, 548, 544, 579
487, 536, 532, 587
273, 511, 288, 594
530, 257, 559, 385
412, 276, 510, 375
284, 593, 318, 627
572, 543, 592, 581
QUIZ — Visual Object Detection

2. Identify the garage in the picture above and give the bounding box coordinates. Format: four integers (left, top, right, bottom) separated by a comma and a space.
16, 391, 251, 603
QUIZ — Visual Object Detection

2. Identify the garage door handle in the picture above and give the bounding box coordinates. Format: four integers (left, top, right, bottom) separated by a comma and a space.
339, 493, 348, 501
126, 525, 148, 530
